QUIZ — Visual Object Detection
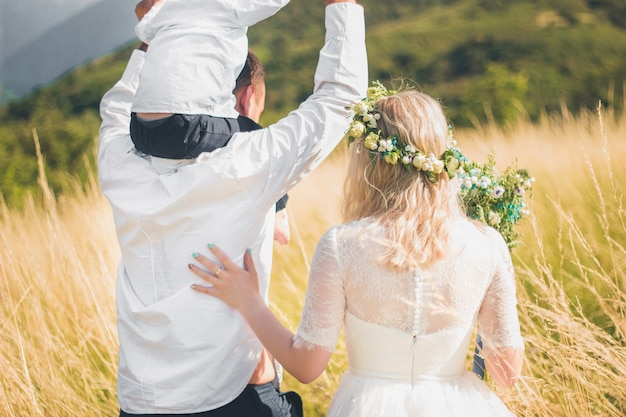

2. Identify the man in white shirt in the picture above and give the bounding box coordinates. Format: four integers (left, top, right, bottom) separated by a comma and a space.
98, 0, 366, 415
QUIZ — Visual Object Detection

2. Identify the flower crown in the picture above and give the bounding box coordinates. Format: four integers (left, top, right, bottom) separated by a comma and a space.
343, 81, 463, 184
344, 81, 535, 248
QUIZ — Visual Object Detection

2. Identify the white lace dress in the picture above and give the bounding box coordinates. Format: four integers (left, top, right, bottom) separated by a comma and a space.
294, 217, 524, 417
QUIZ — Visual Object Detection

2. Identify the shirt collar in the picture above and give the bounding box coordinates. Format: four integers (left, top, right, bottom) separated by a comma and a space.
150, 156, 194, 174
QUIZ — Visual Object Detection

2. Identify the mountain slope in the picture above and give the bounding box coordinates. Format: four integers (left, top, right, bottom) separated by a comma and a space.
0, 0, 136, 101
250, 0, 626, 124
0, 0, 625, 207
0, 0, 100, 63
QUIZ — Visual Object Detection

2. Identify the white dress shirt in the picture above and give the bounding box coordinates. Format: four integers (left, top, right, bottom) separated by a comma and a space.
99, 3, 367, 414
132, 0, 290, 118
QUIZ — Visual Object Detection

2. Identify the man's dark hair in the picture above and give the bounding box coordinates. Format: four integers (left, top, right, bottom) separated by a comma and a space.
234, 50, 266, 93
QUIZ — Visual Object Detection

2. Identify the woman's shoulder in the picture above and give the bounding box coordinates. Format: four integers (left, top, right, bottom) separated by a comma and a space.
454, 216, 502, 239
448, 217, 509, 256
317, 219, 382, 248
329, 218, 383, 237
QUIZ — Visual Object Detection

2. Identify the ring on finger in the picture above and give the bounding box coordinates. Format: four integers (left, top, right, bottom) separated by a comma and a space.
214, 267, 224, 277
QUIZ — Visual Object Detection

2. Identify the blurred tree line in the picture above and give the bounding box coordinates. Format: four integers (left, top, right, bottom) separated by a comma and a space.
0, 0, 625, 207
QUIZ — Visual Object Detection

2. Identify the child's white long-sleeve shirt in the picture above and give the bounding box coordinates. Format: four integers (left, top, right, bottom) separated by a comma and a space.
132, 0, 290, 118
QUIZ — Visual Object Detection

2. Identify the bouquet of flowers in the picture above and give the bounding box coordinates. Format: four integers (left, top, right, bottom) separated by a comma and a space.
456, 151, 534, 248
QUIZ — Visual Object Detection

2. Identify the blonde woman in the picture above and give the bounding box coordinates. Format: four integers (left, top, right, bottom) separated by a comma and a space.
189, 88, 524, 416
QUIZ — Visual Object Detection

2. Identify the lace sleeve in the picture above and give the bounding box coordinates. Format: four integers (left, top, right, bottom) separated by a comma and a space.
477, 229, 525, 355
294, 227, 345, 352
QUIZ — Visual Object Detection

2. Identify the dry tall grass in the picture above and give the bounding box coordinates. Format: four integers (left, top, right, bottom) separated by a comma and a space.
0, 133, 119, 416
1, 108, 625, 416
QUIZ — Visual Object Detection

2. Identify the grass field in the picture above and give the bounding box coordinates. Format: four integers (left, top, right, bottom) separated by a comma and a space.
1, 105, 625, 416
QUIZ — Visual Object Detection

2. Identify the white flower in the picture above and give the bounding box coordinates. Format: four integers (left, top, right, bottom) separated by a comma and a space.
362, 114, 378, 129
431, 158, 444, 174
488, 211, 501, 226
412, 154, 426, 170
516, 186, 525, 196
463, 178, 473, 189
491, 186, 505, 198
405, 144, 417, 153
421, 155, 436, 172
380, 139, 394, 152
479, 176, 491, 189
402, 155, 412, 165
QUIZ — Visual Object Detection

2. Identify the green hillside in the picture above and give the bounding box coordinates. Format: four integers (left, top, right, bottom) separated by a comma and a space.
1, 0, 625, 207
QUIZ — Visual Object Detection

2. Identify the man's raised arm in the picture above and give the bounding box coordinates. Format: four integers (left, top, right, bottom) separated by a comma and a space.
98, 49, 145, 161
99, 1, 151, 163
232, 0, 367, 209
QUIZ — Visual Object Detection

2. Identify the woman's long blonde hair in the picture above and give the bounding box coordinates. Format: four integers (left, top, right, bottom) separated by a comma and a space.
342, 90, 463, 271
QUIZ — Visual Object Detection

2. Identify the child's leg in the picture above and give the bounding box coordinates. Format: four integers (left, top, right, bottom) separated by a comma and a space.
185, 115, 241, 158
130, 113, 242, 159
130, 113, 188, 158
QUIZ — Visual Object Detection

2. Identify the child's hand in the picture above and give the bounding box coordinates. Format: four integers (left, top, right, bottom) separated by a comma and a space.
135, 0, 158, 21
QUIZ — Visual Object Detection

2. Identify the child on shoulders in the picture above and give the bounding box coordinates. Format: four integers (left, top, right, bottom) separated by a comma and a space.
130, 0, 290, 159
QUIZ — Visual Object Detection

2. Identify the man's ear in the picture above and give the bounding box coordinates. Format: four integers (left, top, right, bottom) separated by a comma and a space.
235, 85, 256, 118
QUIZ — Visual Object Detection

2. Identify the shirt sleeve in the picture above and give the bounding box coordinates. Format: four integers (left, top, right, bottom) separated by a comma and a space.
232, 0, 291, 26
477, 229, 525, 355
134, 5, 163, 43
294, 227, 345, 352
98, 50, 145, 186
227, 3, 368, 215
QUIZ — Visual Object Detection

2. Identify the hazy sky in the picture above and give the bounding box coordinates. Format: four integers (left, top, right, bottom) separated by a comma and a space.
0, 0, 138, 101
1, 0, 101, 61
